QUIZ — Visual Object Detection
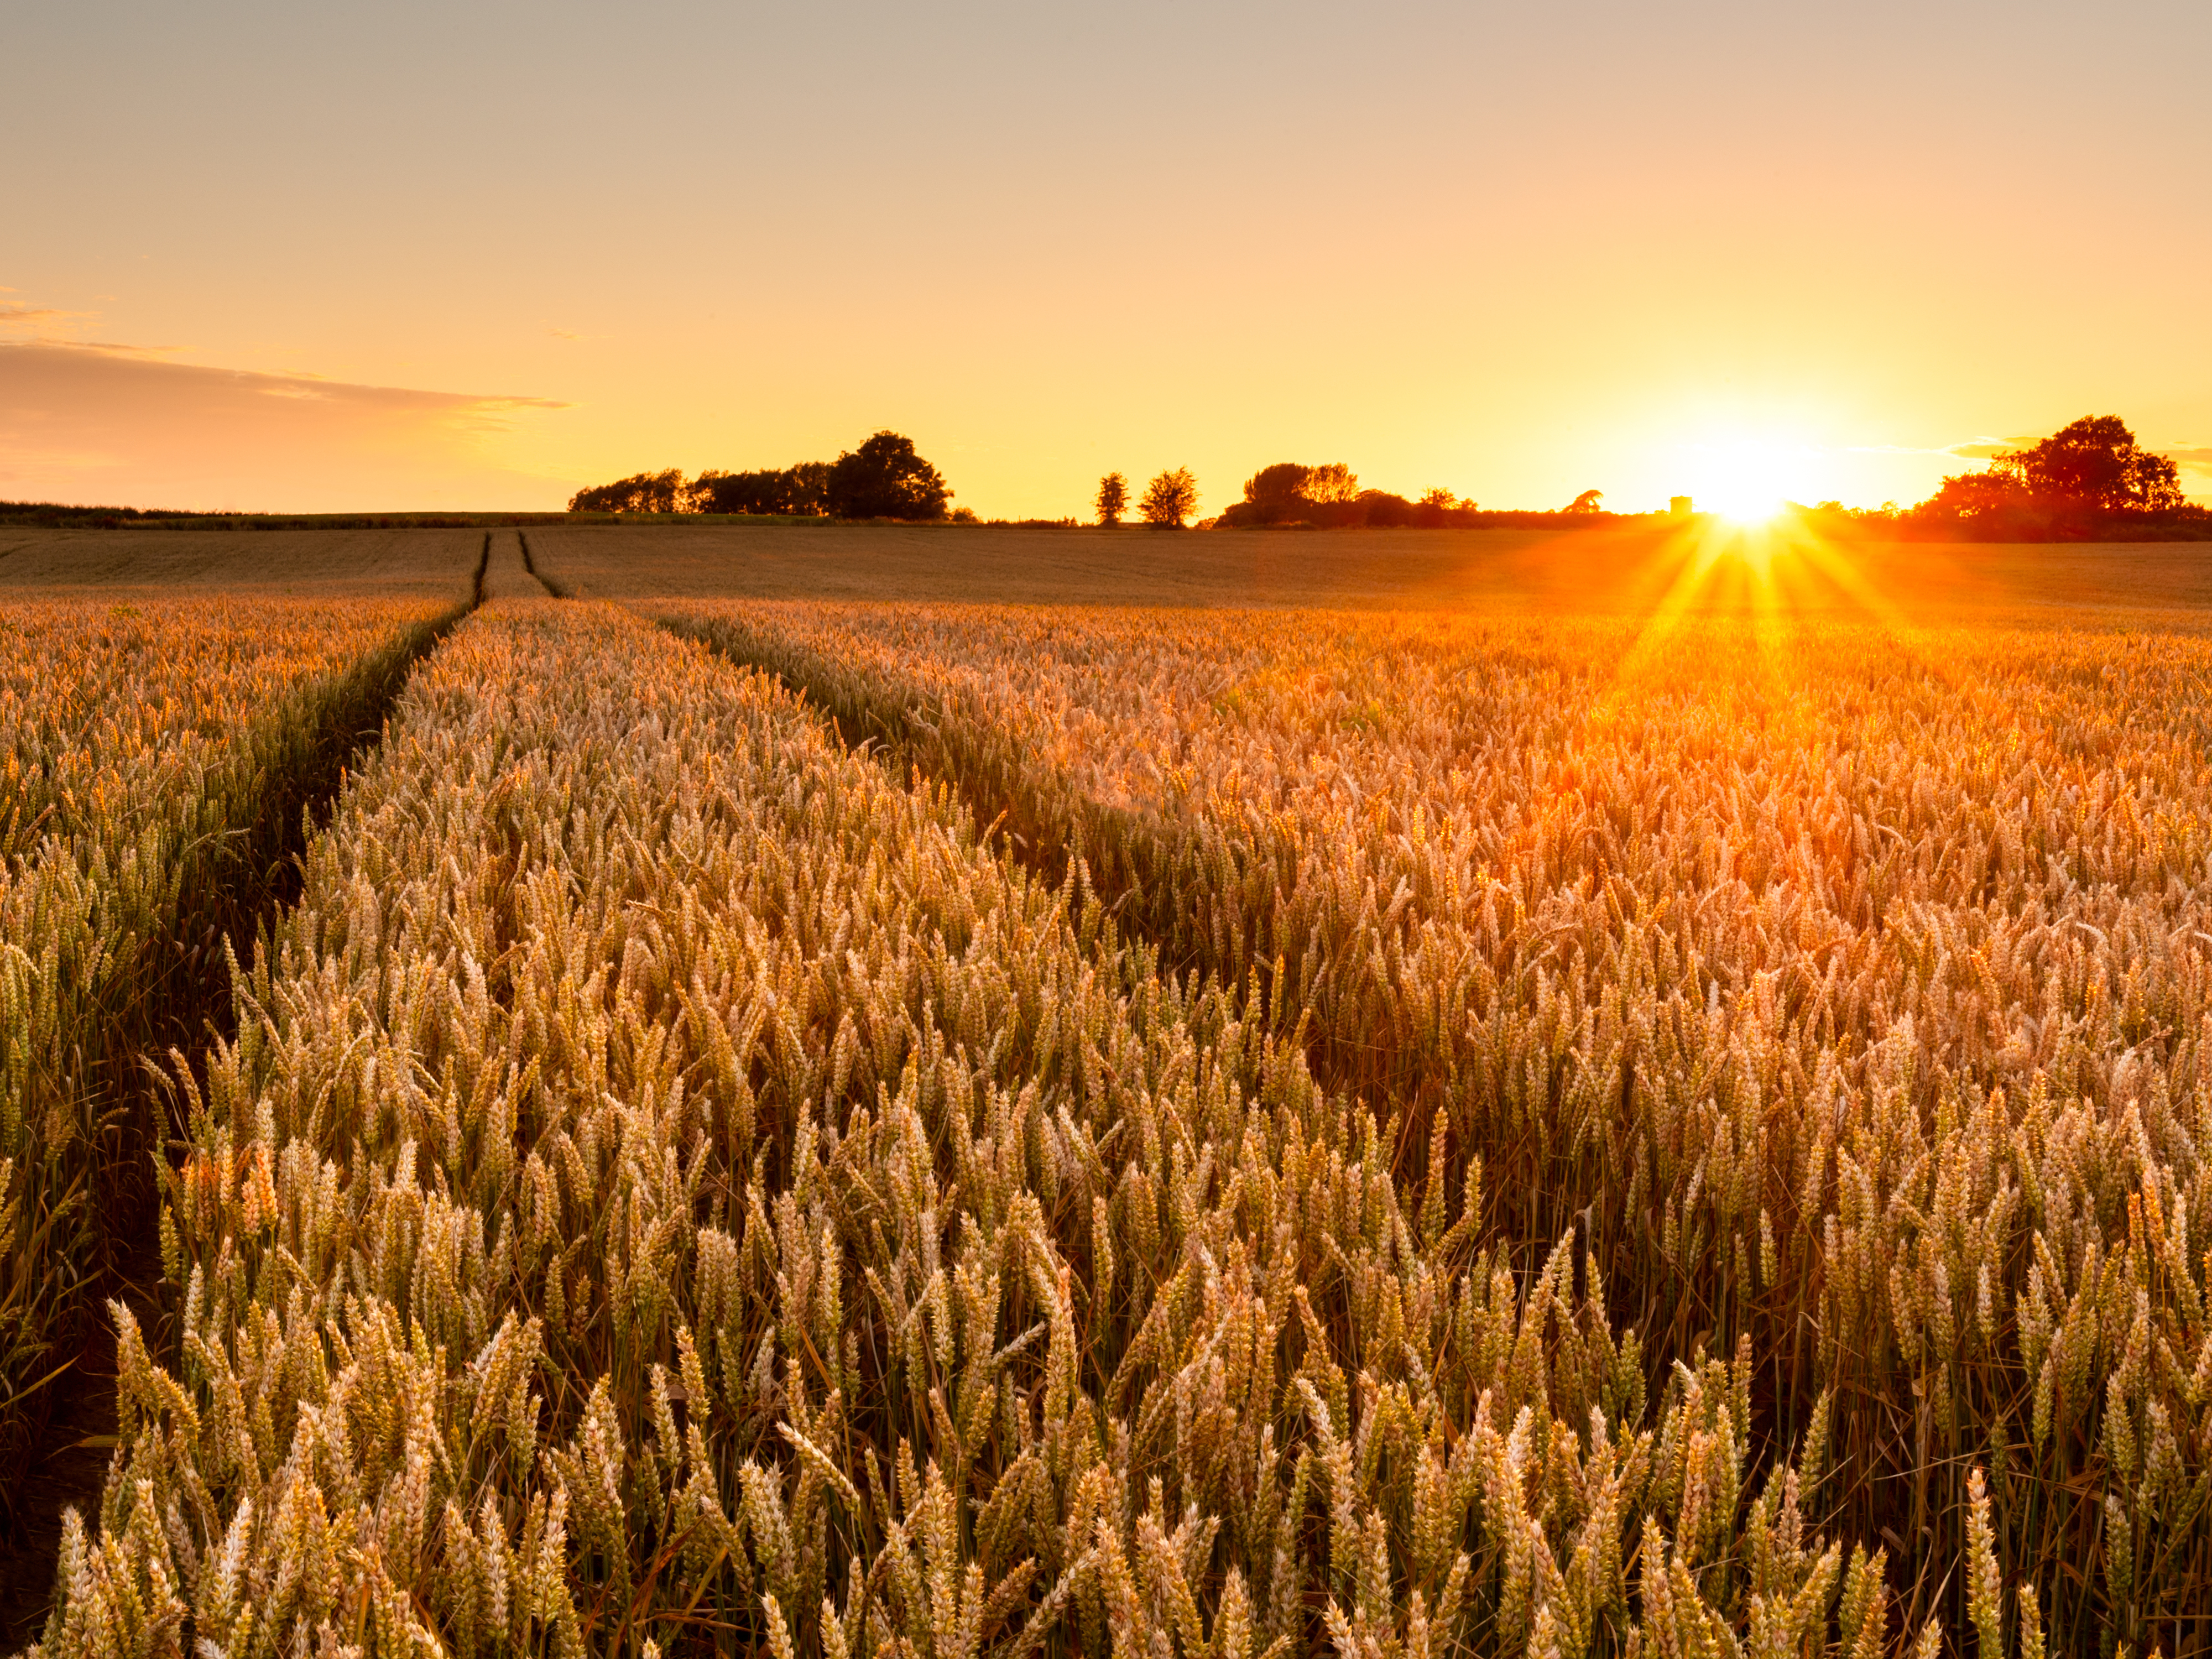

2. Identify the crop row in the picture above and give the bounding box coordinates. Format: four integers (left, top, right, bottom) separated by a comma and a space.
654, 598, 2211, 1653
29, 599, 1976, 1657
0, 598, 455, 1519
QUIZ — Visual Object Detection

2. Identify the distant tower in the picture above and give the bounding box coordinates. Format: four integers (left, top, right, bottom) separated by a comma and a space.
1670, 495, 1694, 518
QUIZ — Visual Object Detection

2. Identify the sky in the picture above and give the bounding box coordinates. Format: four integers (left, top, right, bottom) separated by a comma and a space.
4, 0, 2209, 517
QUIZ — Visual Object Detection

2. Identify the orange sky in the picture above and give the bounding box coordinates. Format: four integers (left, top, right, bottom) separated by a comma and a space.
5, 1, 2209, 517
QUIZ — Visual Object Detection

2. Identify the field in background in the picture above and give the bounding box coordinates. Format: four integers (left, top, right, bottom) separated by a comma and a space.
527, 521, 2212, 624
12, 521, 2212, 621
0, 528, 481, 600
6, 525, 2212, 1655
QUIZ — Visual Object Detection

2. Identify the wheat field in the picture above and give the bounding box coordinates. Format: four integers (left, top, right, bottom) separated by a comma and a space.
6, 530, 2212, 1656
653, 598, 2212, 1649
0, 597, 455, 1548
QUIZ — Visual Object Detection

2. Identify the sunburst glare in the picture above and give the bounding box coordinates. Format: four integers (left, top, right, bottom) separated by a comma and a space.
1684, 436, 1812, 525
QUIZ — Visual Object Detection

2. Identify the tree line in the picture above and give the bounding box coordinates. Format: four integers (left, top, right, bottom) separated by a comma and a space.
1162, 418, 2201, 536
566, 415, 2203, 538
1781, 417, 2206, 540
1089, 464, 1605, 529
567, 431, 959, 520
567, 446, 1495, 530
1087, 464, 1486, 529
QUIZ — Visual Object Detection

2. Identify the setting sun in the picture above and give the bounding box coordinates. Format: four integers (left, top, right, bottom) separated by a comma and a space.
1712, 489, 1784, 526
1682, 437, 1807, 524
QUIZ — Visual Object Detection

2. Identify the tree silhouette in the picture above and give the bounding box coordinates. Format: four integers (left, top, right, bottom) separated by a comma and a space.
1095, 473, 1128, 526
568, 469, 684, 513
1219, 464, 1480, 529
1239, 463, 1312, 523
687, 463, 830, 515
1139, 468, 1198, 528
2002, 415, 2182, 513
1921, 415, 2184, 526
825, 432, 951, 520
1917, 469, 2028, 522
569, 441, 952, 519
1304, 463, 1360, 504
1564, 489, 1604, 514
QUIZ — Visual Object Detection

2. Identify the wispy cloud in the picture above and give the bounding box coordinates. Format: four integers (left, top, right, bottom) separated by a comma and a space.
0, 302, 96, 332
1845, 433, 2212, 492
0, 339, 575, 510
1847, 435, 2036, 462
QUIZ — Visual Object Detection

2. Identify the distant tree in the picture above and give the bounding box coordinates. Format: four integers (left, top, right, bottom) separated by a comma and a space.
825, 432, 951, 520
1304, 463, 1360, 504
784, 461, 832, 514
1416, 486, 1479, 527
1357, 489, 1418, 528
1565, 489, 1604, 514
1917, 415, 2185, 531
685, 471, 737, 513
1213, 461, 1486, 530
1239, 463, 1313, 523
1917, 468, 2030, 522
1223, 462, 1457, 528
690, 462, 833, 515
1095, 472, 1129, 526
568, 468, 685, 513
1139, 468, 1198, 528
2003, 415, 2183, 513
688, 469, 772, 514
